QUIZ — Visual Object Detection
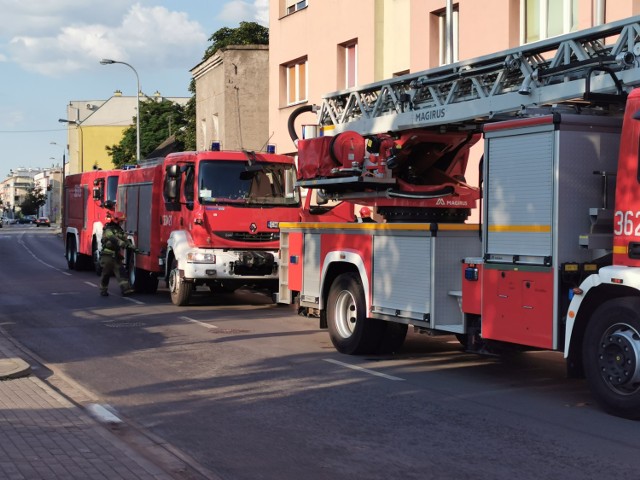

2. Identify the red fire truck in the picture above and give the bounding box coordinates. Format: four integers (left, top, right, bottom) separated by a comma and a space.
277, 17, 640, 418
64, 169, 119, 272
114, 148, 300, 306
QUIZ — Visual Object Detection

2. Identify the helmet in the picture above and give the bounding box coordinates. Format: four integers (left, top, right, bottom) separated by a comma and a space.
359, 206, 371, 218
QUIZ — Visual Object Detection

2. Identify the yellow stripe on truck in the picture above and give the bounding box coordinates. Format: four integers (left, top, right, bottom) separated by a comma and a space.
488, 225, 551, 233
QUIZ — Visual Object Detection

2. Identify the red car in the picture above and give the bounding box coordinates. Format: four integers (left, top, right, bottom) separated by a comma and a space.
35, 217, 51, 227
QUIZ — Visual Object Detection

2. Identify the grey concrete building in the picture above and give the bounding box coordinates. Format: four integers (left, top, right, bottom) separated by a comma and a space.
191, 45, 270, 153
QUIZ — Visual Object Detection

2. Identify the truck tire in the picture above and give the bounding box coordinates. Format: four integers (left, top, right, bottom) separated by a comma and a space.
327, 272, 384, 354
583, 297, 640, 420
66, 236, 77, 270
168, 258, 192, 306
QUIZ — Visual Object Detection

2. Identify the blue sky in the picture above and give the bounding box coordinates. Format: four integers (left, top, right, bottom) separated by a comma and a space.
0, 0, 268, 179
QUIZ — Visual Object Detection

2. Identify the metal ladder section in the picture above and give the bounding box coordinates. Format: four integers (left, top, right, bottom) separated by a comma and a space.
318, 16, 640, 135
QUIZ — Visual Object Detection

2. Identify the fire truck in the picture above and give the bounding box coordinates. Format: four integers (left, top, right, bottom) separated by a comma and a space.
64, 169, 119, 272
277, 16, 640, 418
114, 148, 300, 306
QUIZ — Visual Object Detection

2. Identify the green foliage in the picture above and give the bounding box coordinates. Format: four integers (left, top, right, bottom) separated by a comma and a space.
203, 22, 269, 59
20, 186, 47, 215
106, 98, 188, 167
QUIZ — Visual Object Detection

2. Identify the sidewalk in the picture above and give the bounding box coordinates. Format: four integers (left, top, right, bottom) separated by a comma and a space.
0, 333, 197, 480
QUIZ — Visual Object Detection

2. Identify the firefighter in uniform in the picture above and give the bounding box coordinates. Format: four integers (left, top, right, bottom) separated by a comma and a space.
99, 212, 136, 297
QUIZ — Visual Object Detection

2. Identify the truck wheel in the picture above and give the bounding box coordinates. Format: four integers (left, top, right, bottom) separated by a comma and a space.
168, 259, 192, 306
66, 237, 77, 270
327, 272, 384, 354
583, 297, 640, 419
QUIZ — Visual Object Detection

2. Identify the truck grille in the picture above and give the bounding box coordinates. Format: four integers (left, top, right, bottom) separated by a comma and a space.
213, 231, 280, 242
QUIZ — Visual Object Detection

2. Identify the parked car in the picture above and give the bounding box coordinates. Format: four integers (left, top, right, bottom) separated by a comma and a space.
35, 217, 51, 227
18, 216, 36, 224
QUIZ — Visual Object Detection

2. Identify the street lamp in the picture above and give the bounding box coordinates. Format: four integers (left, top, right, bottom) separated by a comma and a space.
58, 119, 83, 173
100, 58, 140, 163
50, 141, 66, 225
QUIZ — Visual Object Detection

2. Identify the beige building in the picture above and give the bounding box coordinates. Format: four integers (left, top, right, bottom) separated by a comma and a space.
33, 169, 63, 222
1, 167, 45, 217
191, 45, 270, 152
61, 92, 189, 175
268, 0, 639, 156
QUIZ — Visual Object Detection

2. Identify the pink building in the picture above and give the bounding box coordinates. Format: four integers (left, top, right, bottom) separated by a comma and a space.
269, 0, 639, 156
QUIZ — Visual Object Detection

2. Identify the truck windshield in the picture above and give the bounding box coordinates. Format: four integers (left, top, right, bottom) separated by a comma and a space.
198, 160, 300, 207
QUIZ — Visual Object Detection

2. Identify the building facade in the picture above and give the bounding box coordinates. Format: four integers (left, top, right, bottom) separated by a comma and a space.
268, 0, 639, 156
61, 92, 189, 175
191, 45, 270, 152
1, 168, 46, 218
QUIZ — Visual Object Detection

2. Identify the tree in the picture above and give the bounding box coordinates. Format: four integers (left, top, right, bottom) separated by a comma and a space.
20, 186, 47, 216
203, 21, 269, 59
181, 21, 269, 148
106, 98, 188, 167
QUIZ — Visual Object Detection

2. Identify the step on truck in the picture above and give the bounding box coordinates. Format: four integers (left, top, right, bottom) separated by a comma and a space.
277, 16, 640, 419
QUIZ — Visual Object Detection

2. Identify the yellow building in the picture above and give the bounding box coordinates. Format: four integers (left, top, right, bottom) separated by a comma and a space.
61, 91, 188, 174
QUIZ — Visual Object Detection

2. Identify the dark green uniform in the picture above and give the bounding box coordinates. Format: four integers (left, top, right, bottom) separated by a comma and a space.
99, 221, 135, 296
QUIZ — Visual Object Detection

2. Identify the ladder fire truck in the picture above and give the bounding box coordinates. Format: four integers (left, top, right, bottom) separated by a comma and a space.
278, 16, 640, 418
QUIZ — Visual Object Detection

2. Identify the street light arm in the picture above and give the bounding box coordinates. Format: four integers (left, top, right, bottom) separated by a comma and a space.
99, 58, 141, 163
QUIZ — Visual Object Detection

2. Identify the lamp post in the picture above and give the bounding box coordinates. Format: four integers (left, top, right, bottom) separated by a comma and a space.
100, 58, 140, 163
58, 119, 83, 173
50, 141, 66, 225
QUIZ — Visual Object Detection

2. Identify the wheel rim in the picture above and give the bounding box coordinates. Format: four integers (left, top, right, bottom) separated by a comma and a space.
333, 289, 358, 339
597, 323, 640, 395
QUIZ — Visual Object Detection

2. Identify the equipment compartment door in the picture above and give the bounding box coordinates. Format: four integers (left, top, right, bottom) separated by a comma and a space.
372, 236, 432, 321
485, 129, 554, 263
481, 266, 554, 349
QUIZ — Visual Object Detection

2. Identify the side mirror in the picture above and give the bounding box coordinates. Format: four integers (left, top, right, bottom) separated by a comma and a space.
164, 178, 179, 201
166, 164, 180, 178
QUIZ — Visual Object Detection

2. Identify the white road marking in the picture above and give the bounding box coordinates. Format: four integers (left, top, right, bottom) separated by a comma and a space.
180, 316, 219, 329
18, 235, 72, 275
323, 358, 405, 381
87, 404, 123, 424
123, 297, 145, 305
85, 282, 97, 287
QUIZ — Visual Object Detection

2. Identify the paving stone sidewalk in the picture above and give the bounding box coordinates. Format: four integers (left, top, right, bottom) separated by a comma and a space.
0, 334, 177, 480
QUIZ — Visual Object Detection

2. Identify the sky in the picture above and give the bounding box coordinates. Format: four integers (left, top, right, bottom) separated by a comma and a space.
0, 0, 269, 179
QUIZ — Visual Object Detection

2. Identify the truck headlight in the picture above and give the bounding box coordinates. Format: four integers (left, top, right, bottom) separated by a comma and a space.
186, 252, 216, 263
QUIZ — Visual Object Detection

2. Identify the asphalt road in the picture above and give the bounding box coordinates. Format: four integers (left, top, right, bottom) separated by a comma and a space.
1, 224, 640, 480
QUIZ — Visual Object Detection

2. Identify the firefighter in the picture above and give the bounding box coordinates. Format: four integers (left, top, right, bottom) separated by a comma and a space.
359, 206, 376, 223
99, 212, 136, 297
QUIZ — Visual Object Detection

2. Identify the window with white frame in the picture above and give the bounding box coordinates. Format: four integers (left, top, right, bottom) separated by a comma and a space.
522, 0, 578, 44
285, 58, 307, 105
437, 7, 459, 66
285, 0, 307, 15
341, 41, 357, 89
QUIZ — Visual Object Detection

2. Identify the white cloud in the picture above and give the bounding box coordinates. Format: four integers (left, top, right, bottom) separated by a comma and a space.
4, 3, 207, 77
219, 0, 269, 26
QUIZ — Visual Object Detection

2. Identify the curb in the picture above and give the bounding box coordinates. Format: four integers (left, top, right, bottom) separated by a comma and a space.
0, 357, 32, 380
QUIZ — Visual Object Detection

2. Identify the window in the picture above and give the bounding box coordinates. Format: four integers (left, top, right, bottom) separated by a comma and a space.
523, 0, 578, 44
338, 41, 358, 89
285, 58, 307, 105
437, 6, 459, 65
345, 42, 357, 88
285, 0, 307, 15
